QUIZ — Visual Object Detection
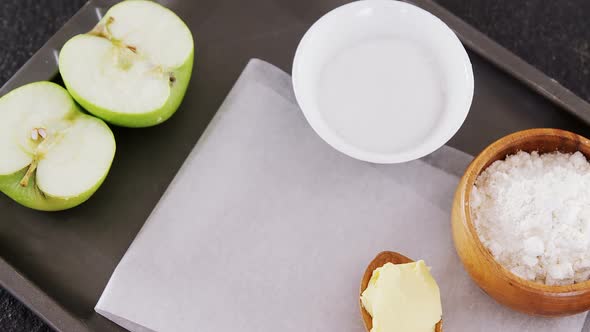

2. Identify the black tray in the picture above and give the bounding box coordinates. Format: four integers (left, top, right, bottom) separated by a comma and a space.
1, 0, 590, 331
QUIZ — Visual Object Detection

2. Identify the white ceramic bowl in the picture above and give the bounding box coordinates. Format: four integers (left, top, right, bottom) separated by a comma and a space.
292, 0, 474, 163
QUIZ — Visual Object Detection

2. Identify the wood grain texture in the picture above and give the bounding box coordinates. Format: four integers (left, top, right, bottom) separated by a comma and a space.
452, 128, 590, 316
359, 251, 443, 332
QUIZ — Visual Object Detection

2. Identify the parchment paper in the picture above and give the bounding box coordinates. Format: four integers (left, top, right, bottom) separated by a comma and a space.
96, 59, 588, 332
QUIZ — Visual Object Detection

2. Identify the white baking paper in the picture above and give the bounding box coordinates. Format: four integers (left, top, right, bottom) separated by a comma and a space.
96, 59, 588, 332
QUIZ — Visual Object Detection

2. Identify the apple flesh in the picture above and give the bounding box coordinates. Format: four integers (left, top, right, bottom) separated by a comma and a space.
0, 82, 116, 211
58, 0, 194, 128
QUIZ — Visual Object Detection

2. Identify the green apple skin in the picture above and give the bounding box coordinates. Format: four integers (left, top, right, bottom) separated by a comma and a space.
0, 153, 111, 212
0, 82, 116, 212
58, 0, 195, 128
60, 50, 193, 128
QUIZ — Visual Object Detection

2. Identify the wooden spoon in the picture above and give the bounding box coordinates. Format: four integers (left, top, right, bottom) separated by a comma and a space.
360, 251, 443, 332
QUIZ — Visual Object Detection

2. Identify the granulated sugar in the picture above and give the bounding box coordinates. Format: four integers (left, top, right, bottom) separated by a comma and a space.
471, 150, 590, 285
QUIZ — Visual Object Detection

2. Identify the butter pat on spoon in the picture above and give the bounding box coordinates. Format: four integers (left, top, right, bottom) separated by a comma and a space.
360, 251, 443, 332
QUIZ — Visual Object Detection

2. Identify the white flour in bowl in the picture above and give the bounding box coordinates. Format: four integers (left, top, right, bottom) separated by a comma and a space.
471, 150, 590, 285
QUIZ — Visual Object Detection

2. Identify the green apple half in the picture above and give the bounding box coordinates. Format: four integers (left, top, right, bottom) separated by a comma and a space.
0, 82, 116, 211
58, 0, 194, 128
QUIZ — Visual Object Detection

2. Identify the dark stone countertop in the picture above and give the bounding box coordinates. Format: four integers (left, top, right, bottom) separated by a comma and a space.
1, 0, 589, 331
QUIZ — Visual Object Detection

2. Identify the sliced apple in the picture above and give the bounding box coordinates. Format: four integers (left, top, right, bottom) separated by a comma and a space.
58, 0, 194, 128
0, 82, 116, 211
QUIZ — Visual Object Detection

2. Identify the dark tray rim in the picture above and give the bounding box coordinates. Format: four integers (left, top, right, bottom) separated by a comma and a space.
2, 0, 590, 331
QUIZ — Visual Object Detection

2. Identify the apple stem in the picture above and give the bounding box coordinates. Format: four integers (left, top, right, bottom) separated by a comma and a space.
91, 16, 115, 39
19, 158, 38, 188
90, 16, 138, 55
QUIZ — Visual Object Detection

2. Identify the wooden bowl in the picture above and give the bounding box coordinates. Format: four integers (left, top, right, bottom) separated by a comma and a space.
452, 128, 590, 316
360, 251, 443, 332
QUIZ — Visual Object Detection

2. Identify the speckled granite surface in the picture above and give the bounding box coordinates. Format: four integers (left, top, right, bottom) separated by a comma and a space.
438, 0, 590, 101
0, 0, 589, 331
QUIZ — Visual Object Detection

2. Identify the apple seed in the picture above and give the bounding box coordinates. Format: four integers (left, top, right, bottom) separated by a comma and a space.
22, 127, 51, 187
31, 128, 39, 141
30, 127, 48, 141
38, 128, 47, 139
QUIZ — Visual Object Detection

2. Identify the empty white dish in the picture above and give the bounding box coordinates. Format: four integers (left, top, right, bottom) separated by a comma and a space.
292, 0, 474, 163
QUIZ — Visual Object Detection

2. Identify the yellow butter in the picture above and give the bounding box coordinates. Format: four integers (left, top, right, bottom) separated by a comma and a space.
361, 261, 442, 332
